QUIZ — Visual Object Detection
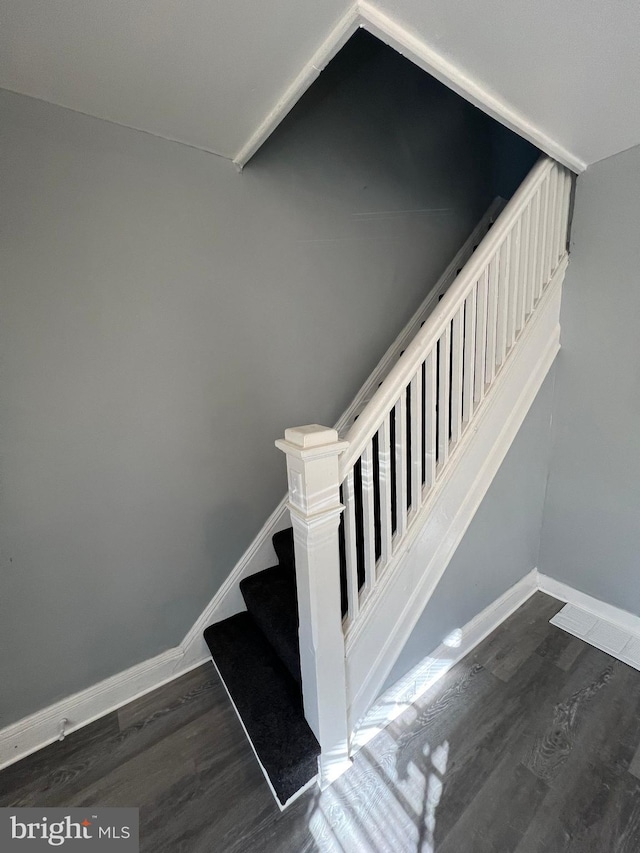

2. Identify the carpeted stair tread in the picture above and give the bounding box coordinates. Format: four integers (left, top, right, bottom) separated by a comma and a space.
272, 527, 295, 570
240, 565, 301, 684
203, 613, 319, 805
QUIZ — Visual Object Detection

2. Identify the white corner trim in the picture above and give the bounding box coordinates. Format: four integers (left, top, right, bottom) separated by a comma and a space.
232, 3, 361, 168
357, 1, 586, 174
0, 647, 205, 772
539, 573, 640, 639
351, 567, 539, 752
233, 0, 587, 173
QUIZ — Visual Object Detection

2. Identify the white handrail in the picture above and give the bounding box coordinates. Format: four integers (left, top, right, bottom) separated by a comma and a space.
339, 156, 554, 477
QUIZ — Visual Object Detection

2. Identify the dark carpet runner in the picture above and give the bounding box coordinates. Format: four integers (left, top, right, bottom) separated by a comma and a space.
203, 529, 318, 805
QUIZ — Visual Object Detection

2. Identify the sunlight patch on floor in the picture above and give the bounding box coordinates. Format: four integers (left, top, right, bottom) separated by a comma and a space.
309, 730, 450, 853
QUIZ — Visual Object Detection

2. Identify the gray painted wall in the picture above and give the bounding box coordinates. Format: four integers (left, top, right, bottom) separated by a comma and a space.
384, 369, 556, 689
0, 38, 510, 725
539, 144, 640, 614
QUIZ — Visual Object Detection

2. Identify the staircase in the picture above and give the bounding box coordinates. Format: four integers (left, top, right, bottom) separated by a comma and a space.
204, 156, 573, 807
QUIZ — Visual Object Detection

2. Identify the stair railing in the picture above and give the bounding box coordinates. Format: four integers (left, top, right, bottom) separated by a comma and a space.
277, 156, 572, 786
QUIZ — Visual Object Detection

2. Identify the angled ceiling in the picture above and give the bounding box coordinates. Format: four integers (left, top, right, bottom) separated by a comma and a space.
1, 0, 638, 169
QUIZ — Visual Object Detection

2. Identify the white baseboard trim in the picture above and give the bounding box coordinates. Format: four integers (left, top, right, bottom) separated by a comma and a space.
540, 573, 640, 670
353, 571, 640, 756
233, 1, 586, 173
538, 573, 640, 637
6, 567, 639, 782
351, 568, 539, 752
0, 647, 205, 772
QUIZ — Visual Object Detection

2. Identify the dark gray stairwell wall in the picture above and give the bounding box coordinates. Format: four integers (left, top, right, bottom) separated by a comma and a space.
538, 144, 640, 615
384, 369, 556, 690
0, 32, 525, 726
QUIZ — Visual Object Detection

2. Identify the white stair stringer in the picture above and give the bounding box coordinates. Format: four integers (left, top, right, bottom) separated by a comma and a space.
345, 254, 566, 732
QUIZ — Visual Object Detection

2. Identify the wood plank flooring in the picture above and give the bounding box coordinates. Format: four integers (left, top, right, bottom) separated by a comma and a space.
2, 592, 640, 851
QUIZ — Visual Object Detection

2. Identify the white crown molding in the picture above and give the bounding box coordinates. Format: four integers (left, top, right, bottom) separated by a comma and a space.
357, 1, 586, 175
232, 3, 362, 169
233, 0, 587, 173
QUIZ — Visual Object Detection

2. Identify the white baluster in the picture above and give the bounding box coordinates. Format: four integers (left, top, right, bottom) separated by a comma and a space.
463, 286, 477, 424
556, 169, 571, 261
424, 350, 437, 488
410, 370, 423, 511
474, 271, 488, 403
450, 307, 464, 442
485, 253, 499, 385
343, 469, 359, 625
528, 188, 541, 315
545, 168, 558, 284
394, 394, 408, 537
517, 203, 530, 334
556, 167, 567, 268
378, 415, 393, 565
496, 234, 511, 367
438, 325, 451, 466
538, 174, 550, 297
507, 220, 521, 348
361, 442, 376, 595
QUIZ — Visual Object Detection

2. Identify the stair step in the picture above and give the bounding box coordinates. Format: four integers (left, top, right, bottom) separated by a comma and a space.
240, 565, 301, 684
203, 613, 319, 805
272, 527, 294, 569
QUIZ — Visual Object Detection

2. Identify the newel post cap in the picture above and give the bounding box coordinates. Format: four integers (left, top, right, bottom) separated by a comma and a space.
284, 424, 339, 447
276, 424, 348, 459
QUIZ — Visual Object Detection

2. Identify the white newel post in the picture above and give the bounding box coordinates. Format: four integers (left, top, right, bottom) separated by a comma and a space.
275, 424, 352, 788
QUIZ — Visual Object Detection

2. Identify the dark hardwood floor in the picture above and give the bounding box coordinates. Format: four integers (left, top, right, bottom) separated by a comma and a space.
3, 592, 640, 852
